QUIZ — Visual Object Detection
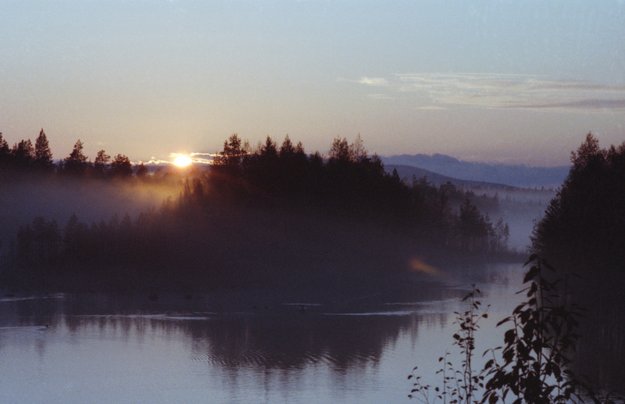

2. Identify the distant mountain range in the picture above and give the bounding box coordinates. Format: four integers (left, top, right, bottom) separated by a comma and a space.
386, 164, 517, 190
382, 154, 569, 188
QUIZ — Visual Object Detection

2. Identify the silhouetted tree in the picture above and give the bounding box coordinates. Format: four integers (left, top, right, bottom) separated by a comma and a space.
328, 137, 350, 163
93, 149, 111, 176
349, 134, 367, 162
11, 139, 35, 168
533, 132, 625, 272
215, 134, 246, 172
279, 135, 295, 158
63, 139, 89, 174
457, 198, 489, 253
0, 132, 11, 167
110, 153, 133, 177
34, 129, 53, 170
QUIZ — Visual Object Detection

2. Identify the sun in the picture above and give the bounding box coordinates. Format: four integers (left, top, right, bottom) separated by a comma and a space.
172, 154, 193, 168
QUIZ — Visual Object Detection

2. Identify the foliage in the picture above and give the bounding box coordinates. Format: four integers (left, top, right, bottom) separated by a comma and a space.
409, 255, 622, 403
481, 255, 589, 403
409, 286, 489, 403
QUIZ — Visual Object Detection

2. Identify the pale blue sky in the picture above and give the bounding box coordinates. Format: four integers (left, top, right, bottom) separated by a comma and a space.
1, 0, 624, 165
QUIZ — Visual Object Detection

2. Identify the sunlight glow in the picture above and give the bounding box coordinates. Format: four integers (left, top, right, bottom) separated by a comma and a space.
172, 154, 193, 168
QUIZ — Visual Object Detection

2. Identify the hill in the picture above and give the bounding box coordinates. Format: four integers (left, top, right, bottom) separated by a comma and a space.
382, 154, 568, 188
386, 164, 517, 191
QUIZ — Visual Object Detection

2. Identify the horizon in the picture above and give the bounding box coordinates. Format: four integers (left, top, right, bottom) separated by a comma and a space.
1, 1, 624, 166
1, 130, 577, 168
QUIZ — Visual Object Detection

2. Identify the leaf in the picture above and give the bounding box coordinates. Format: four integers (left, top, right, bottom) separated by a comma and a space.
523, 266, 539, 283
496, 317, 511, 327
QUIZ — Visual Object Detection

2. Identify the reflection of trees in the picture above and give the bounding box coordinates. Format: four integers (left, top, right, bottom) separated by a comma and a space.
1, 296, 449, 375
63, 312, 416, 371
182, 314, 408, 371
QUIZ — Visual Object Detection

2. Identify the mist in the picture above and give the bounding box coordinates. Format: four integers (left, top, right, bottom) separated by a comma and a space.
0, 171, 182, 252
476, 187, 555, 251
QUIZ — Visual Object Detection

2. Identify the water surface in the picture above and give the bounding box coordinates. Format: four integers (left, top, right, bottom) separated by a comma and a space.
0, 263, 524, 403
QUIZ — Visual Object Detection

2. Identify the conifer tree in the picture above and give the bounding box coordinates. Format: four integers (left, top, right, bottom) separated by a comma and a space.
34, 129, 53, 169
94, 149, 111, 175
110, 153, 132, 177
0, 132, 10, 167
11, 139, 35, 168
63, 139, 88, 174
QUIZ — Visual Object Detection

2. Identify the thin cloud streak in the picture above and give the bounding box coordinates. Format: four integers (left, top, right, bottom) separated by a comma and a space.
513, 98, 625, 110
357, 77, 389, 87
352, 73, 625, 111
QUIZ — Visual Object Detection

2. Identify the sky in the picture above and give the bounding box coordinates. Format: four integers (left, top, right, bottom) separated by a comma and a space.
1, 0, 624, 166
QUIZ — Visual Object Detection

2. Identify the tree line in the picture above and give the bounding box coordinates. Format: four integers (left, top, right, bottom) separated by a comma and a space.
1, 132, 512, 292
531, 133, 625, 393
0, 130, 146, 177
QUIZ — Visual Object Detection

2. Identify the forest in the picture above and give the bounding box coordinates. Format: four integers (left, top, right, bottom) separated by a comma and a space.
0, 130, 513, 294
531, 133, 625, 392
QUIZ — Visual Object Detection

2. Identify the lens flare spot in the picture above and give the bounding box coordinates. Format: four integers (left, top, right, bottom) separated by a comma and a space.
409, 258, 440, 276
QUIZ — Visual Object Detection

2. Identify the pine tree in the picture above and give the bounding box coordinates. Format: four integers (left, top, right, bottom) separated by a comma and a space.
110, 153, 132, 177
34, 129, 53, 169
63, 139, 88, 174
11, 139, 35, 168
94, 149, 111, 175
0, 132, 10, 167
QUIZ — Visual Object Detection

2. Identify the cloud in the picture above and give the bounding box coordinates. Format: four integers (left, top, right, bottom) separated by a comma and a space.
141, 152, 220, 166
189, 152, 219, 165
513, 98, 625, 110
352, 72, 625, 112
357, 77, 389, 87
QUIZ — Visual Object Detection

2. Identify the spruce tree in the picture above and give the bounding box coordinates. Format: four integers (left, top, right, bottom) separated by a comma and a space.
34, 129, 53, 169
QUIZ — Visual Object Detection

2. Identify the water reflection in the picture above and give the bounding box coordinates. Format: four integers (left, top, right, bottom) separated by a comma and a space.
5, 299, 453, 372
0, 264, 526, 403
